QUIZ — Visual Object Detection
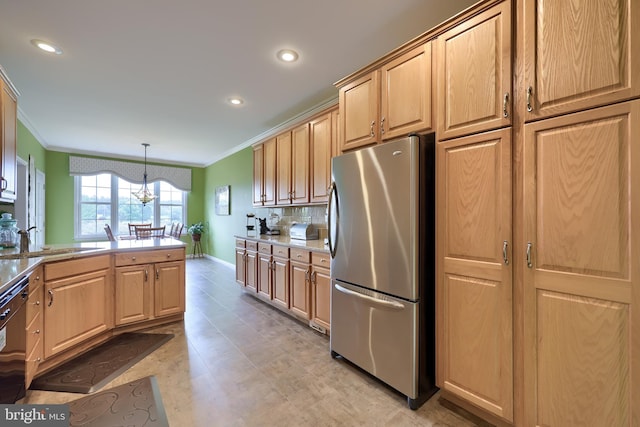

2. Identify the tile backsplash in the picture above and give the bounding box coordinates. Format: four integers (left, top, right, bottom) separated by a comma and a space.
250, 205, 328, 238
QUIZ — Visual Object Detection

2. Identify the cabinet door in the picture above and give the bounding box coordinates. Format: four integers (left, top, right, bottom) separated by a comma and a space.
235, 248, 246, 285
522, 101, 639, 426
257, 253, 272, 299
262, 138, 277, 206
44, 270, 111, 358
311, 266, 331, 332
290, 261, 311, 319
381, 42, 433, 140
272, 257, 290, 309
0, 79, 17, 202
522, 0, 639, 121
246, 250, 258, 292
115, 265, 151, 325
436, 128, 513, 421
252, 144, 264, 206
437, 1, 511, 140
276, 131, 292, 204
291, 123, 309, 205
310, 112, 332, 203
154, 261, 185, 317
339, 70, 379, 152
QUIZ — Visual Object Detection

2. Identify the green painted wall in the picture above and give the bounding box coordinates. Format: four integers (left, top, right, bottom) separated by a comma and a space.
203, 147, 253, 264
17, 122, 46, 171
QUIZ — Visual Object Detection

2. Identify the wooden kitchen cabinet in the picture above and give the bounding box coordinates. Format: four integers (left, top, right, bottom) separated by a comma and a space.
257, 243, 272, 299
309, 110, 336, 204
43, 255, 112, 359
276, 124, 309, 205
25, 266, 43, 388
436, 1, 511, 141
338, 42, 433, 152
114, 248, 185, 325
244, 240, 258, 292
521, 0, 639, 121
436, 127, 513, 421
310, 251, 331, 333
271, 244, 289, 310
289, 248, 311, 320
235, 238, 247, 285
521, 100, 640, 426
0, 67, 18, 202
253, 138, 276, 206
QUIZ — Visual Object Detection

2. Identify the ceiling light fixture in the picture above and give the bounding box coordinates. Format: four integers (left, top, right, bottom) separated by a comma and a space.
228, 97, 244, 106
277, 49, 299, 63
132, 143, 157, 206
30, 39, 63, 55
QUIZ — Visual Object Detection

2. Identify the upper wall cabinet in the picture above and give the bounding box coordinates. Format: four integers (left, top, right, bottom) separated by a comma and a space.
436, 1, 512, 141
309, 111, 335, 204
338, 42, 434, 152
522, 0, 639, 121
253, 138, 276, 207
276, 123, 309, 205
0, 68, 18, 203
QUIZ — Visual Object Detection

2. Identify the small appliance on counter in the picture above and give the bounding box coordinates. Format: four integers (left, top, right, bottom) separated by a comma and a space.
246, 213, 256, 237
266, 212, 281, 235
290, 223, 319, 240
0, 213, 19, 248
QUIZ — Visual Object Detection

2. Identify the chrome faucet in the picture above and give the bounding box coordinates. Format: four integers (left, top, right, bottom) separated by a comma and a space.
18, 226, 36, 254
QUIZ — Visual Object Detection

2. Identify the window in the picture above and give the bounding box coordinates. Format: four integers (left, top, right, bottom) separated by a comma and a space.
75, 175, 186, 240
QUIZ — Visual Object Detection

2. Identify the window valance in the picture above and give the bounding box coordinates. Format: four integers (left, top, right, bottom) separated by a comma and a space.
69, 156, 192, 191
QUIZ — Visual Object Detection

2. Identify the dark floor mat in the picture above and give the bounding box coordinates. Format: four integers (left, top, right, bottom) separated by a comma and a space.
30, 333, 173, 393
68, 375, 169, 427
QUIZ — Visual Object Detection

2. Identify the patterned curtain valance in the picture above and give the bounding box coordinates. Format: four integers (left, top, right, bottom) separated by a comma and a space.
69, 156, 192, 191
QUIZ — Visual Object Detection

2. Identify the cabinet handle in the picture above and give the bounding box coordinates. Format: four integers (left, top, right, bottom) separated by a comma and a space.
0, 177, 6, 191
311, 271, 317, 284
156, 269, 160, 280
503, 93, 509, 118
47, 289, 54, 307
526, 242, 533, 268
380, 117, 385, 135
144, 269, 148, 282
369, 120, 375, 137
502, 240, 509, 265
305, 269, 310, 282
526, 86, 533, 112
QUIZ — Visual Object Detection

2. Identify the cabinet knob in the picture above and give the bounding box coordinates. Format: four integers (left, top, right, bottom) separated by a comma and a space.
36, 276, 40, 280
35, 301, 40, 306
132, 256, 136, 261
36, 357, 41, 362
34, 329, 40, 334
167, 253, 172, 258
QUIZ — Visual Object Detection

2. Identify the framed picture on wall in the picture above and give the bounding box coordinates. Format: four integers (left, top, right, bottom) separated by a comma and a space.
215, 185, 230, 215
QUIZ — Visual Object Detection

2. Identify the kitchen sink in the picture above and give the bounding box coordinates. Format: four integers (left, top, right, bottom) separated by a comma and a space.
0, 247, 95, 260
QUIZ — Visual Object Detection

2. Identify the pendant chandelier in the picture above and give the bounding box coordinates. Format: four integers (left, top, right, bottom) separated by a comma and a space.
133, 143, 157, 206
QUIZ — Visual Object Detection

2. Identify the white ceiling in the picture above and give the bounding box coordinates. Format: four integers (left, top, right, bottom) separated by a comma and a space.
0, 0, 477, 167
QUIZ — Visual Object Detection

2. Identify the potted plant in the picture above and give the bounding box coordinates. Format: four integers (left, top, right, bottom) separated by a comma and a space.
187, 222, 205, 241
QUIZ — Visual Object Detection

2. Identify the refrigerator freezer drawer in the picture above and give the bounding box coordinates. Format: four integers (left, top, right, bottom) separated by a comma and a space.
330, 280, 418, 398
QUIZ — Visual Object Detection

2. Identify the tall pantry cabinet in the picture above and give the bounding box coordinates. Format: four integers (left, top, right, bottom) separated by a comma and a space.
517, 0, 640, 425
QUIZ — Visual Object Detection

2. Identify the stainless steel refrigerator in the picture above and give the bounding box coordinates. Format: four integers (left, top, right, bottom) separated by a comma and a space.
328, 134, 437, 409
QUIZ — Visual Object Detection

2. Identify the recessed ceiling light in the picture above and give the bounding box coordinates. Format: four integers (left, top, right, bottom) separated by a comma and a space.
31, 39, 63, 55
277, 49, 299, 63
228, 97, 244, 106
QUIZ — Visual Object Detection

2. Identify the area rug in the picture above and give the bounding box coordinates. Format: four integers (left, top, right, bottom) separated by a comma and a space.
68, 375, 169, 427
30, 333, 174, 393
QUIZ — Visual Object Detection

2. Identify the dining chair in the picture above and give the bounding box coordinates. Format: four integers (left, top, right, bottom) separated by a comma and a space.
170, 223, 184, 239
135, 225, 166, 239
128, 223, 151, 235
104, 224, 116, 242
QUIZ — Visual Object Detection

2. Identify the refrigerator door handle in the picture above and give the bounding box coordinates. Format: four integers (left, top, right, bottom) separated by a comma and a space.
327, 182, 339, 258
334, 283, 404, 310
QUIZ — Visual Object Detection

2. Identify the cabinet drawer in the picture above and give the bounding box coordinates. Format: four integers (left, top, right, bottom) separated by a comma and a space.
312, 251, 330, 268
272, 244, 289, 259
235, 238, 246, 248
45, 255, 111, 281
246, 240, 258, 251
115, 248, 185, 266
26, 289, 42, 328
258, 242, 272, 254
26, 335, 43, 387
290, 248, 311, 263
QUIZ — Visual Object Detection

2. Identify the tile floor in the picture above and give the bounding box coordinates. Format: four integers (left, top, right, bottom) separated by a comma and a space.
22, 258, 482, 426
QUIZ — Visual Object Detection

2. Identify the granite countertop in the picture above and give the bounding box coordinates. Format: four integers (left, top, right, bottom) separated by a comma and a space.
235, 234, 330, 253
0, 238, 186, 296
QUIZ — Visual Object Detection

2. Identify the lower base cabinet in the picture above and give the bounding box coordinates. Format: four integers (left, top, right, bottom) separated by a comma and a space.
25, 266, 43, 389
114, 248, 185, 325
43, 255, 112, 359
235, 238, 331, 334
